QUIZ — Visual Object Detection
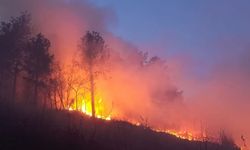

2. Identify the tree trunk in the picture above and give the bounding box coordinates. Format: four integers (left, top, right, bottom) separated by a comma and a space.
0, 72, 7, 101
34, 83, 38, 105
43, 92, 47, 109
75, 90, 78, 111
0, 72, 3, 99
58, 89, 65, 110
48, 91, 53, 109
89, 64, 95, 118
12, 65, 18, 103
34, 76, 38, 105
60, 97, 64, 110
66, 88, 70, 109
54, 88, 57, 110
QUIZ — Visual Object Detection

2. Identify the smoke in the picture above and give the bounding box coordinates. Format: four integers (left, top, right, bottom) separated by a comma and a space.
1, 0, 249, 147
0, 0, 186, 128
97, 43, 186, 128
173, 38, 250, 145
0, 0, 116, 61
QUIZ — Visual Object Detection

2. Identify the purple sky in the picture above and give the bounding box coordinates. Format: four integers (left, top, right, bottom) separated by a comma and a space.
89, 0, 250, 77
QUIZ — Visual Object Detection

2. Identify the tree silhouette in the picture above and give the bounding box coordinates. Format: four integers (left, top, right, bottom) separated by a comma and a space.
80, 31, 108, 118
24, 33, 54, 105
67, 60, 88, 111
219, 130, 238, 150
0, 13, 31, 102
49, 62, 66, 109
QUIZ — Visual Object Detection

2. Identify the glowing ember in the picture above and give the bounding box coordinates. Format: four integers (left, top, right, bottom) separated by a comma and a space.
156, 129, 205, 141
119, 119, 206, 142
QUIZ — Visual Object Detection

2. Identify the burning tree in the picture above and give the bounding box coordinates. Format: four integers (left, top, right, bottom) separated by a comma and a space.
66, 59, 89, 111
80, 31, 109, 118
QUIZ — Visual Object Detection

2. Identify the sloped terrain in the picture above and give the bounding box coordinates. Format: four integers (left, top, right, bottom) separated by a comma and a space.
0, 101, 239, 150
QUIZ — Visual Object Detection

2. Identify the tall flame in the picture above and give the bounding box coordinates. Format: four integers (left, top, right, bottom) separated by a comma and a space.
67, 93, 111, 121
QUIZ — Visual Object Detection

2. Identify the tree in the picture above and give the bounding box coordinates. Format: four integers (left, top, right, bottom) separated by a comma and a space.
24, 33, 54, 105
219, 130, 238, 150
49, 60, 88, 110
67, 60, 88, 111
51, 63, 66, 109
0, 13, 31, 102
80, 31, 109, 118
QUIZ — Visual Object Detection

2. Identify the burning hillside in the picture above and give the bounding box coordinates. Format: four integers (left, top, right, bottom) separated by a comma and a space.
0, 101, 239, 150
0, 0, 249, 149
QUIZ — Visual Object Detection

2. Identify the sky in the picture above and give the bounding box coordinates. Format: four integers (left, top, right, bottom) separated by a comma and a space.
89, 0, 250, 77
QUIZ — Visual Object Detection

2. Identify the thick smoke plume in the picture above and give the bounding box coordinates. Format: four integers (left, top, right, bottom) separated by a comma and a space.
1, 0, 249, 147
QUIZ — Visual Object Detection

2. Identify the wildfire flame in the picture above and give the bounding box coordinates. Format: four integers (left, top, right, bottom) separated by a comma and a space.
68, 97, 206, 142
67, 96, 111, 121
128, 120, 206, 141
63, 68, 205, 142
156, 129, 206, 141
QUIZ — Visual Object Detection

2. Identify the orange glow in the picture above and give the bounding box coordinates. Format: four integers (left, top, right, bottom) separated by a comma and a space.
114, 119, 206, 142
67, 94, 112, 121
66, 91, 205, 141
156, 129, 206, 141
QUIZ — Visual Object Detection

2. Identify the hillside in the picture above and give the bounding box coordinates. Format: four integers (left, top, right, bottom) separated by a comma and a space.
0, 101, 239, 150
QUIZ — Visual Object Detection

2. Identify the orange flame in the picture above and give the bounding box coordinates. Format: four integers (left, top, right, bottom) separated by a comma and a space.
67, 94, 111, 121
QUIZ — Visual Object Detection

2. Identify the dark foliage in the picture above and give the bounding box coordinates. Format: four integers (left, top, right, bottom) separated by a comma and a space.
0, 12, 31, 102
24, 33, 54, 104
0, 13, 54, 106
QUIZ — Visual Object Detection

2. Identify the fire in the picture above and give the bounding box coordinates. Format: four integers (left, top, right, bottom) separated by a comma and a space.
156, 129, 206, 141
122, 119, 206, 141
62, 68, 204, 142
68, 105, 112, 121
67, 96, 204, 141
67, 94, 111, 121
